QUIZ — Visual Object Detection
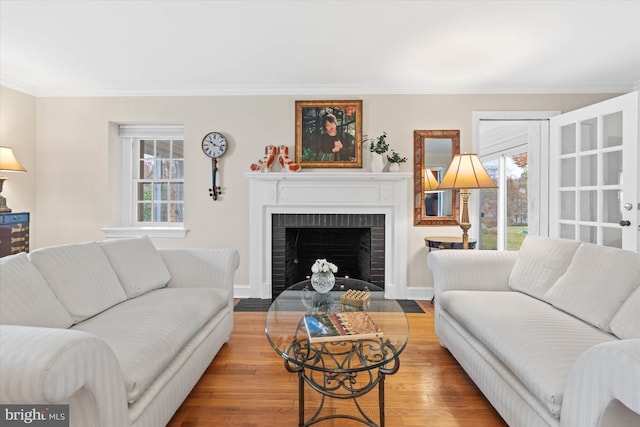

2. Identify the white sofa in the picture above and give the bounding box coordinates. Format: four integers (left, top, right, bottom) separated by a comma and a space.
0, 236, 240, 427
428, 236, 640, 427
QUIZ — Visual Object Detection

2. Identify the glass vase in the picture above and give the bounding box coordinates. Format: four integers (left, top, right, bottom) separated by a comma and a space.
310, 271, 335, 293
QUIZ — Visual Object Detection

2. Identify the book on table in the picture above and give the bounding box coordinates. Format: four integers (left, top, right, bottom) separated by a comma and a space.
303, 311, 383, 343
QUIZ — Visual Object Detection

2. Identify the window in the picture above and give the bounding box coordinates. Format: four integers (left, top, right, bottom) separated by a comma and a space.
104, 125, 186, 238
134, 138, 184, 224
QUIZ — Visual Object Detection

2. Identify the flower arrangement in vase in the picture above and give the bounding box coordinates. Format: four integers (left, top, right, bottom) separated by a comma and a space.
364, 132, 389, 172
310, 259, 338, 293
386, 150, 407, 172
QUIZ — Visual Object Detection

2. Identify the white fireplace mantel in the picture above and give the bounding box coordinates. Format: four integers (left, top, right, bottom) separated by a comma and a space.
246, 171, 412, 299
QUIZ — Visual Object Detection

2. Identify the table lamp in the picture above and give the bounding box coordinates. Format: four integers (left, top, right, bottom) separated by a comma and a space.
437, 153, 496, 249
0, 146, 27, 212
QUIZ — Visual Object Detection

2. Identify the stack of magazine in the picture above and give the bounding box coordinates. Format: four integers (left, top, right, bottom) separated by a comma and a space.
303, 311, 383, 343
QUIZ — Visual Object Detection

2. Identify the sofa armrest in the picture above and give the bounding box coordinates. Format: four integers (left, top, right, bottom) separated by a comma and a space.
427, 250, 517, 296
561, 339, 640, 427
159, 248, 240, 296
0, 325, 129, 427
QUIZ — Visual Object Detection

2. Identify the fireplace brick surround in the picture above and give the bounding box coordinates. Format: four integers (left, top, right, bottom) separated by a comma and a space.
246, 172, 411, 299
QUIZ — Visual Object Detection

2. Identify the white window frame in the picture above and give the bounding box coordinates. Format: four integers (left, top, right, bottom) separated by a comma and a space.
103, 124, 187, 238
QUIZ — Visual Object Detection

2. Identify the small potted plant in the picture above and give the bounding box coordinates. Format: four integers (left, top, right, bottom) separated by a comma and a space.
364, 132, 389, 172
386, 150, 407, 172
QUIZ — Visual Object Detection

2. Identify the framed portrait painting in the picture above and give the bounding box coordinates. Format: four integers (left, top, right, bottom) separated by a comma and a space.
295, 100, 362, 168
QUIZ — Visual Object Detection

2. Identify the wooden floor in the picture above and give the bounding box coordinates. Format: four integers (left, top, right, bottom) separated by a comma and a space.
167, 301, 508, 427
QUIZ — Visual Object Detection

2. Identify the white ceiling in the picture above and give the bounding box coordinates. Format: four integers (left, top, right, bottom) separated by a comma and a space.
1, 0, 639, 97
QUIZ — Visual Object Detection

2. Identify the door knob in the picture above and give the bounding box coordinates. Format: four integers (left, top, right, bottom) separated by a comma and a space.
619, 220, 631, 227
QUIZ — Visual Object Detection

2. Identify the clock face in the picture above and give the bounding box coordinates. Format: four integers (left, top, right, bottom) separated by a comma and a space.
201, 132, 227, 158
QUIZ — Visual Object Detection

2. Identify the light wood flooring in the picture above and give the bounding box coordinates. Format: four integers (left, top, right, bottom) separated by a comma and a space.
167, 301, 508, 427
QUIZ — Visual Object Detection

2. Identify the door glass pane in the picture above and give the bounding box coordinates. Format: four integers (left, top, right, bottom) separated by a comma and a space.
603, 227, 622, 248
579, 225, 597, 243
580, 154, 597, 186
560, 224, 575, 239
603, 190, 622, 223
506, 153, 527, 250
603, 111, 623, 148
560, 158, 575, 187
580, 118, 597, 151
561, 124, 576, 155
579, 190, 597, 221
603, 151, 622, 185
481, 159, 498, 250
560, 191, 575, 220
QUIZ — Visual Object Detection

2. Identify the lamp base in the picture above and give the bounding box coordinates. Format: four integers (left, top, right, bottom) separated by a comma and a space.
0, 178, 11, 212
459, 222, 471, 250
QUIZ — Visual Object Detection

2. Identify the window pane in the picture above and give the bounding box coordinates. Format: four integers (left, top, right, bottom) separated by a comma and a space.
579, 190, 597, 222
172, 140, 184, 158
153, 203, 168, 222
580, 118, 597, 151
158, 159, 171, 179
156, 140, 170, 159
138, 182, 152, 201
137, 202, 152, 222
603, 111, 622, 148
169, 203, 183, 222
603, 227, 622, 248
580, 154, 597, 186
141, 140, 154, 157
153, 183, 168, 201
560, 157, 575, 187
171, 160, 184, 179
561, 124, 576, 155
579, 225, 597, 243
140, 159, 154, 179
169, 183, 183, 201
603, 190, 622, 223
480, 159, 498, 250
506, 153, 527, 251
603, 151, 622, 185
560, 191, 575, 220
560, 224, 575, 239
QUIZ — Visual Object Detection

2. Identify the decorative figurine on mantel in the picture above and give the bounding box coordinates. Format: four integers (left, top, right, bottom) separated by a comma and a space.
250, 145, 277, 172
277, 145, 301, 172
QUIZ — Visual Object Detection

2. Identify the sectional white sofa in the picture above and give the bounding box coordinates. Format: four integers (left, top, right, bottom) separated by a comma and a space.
0, 236, 239, 427
428, 235, 640, 427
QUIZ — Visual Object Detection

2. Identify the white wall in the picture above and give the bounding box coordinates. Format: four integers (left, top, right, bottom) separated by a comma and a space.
3, 88, 618, 292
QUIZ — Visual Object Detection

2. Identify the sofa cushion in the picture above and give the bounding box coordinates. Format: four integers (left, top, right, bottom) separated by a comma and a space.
440, 290, 616, 418
508, 236, 581, 300
609, 287, 640, 339
29, 242, 127, 323
99, 236, 171, 298
544, 243, 640, 332
72, 287, 228, 404
0, 253, 74, 328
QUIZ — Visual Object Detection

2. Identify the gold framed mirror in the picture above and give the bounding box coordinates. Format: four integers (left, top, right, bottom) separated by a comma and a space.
413, 130, 460, 225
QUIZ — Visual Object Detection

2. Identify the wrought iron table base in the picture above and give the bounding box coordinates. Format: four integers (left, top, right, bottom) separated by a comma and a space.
284, 338, 400, 427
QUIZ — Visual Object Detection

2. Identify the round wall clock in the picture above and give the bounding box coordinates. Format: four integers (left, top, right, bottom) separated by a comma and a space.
201, 132, 228, 200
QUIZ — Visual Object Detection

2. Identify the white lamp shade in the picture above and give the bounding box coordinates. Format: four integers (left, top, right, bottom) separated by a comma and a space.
0, 147, 26, 172
438, 153, 496, 190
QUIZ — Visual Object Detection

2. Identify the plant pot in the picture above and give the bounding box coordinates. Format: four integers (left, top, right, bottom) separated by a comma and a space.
310, 271, 335, 293
388, 163, 400, 172
370, 152, 386, 172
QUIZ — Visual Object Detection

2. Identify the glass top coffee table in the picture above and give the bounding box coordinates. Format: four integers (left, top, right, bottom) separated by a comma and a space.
265, 278, 410, 427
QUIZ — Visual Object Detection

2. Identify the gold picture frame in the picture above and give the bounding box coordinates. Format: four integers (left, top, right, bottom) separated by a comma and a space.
295, 100, 362, 168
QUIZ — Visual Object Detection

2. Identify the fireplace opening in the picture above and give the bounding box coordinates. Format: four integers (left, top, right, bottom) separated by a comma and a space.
272, 213, 384, 299
285, 228, 372, 285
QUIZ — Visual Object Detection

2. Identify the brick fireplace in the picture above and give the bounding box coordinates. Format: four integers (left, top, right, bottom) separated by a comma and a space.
272, 213, 385, 298
246, 171, 411, 299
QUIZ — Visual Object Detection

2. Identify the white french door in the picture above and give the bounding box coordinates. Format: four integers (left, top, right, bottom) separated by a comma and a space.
549, 91, 639, 251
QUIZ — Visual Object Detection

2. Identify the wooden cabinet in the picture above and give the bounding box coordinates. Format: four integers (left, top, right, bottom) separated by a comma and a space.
0, 212, 29, 257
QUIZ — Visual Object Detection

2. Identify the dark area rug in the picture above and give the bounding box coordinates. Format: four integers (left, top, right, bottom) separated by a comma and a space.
234, 298, 424, 313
